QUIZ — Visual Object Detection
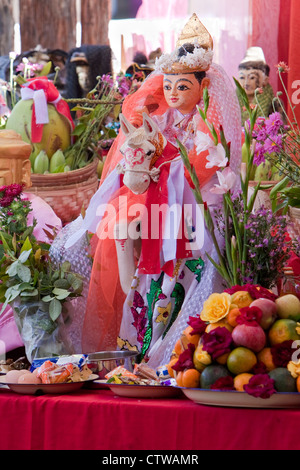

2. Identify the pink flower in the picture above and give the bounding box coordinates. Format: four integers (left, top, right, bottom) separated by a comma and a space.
195, 131, 215, 153
201, 327, 233, 360
205, 143, 228, 169
244, 374, 276, 399
172, 343, 195, 372
276, 62, 290, 74
210, 167, 237, 195
224, 284, 278, 301
271, 340, 293, 368
187, 315, 207, 336
236, 306, 263, 327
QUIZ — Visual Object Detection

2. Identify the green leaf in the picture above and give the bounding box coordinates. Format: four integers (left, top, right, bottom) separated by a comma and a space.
54, 278, 70, 289
49, 298, 62, 322
16, 263, 31, 283
52, 288, 71, 300
42, 295, 54, 303
6, 261, 18, 277
71, 123, 87, 137
18, 249, 32, 264
39, 61, 52, 77
20, 237, 33, 254
20, 289, 38, 297
61, 261, 71, 273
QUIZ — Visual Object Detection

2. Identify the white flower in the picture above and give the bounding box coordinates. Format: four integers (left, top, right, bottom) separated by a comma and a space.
195, 131, 214, 153
206, 143, 228, 169
210, 167, 237, 194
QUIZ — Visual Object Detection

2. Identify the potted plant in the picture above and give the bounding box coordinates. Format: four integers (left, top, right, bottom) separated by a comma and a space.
0, 183, 83, 362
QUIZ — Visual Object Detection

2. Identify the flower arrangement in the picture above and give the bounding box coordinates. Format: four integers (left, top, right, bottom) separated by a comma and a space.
250, 63, 300, 213
178, 84, 293, 289
0, 184, 83, 359
167, 285, 300, 399
63, 72, 142, 172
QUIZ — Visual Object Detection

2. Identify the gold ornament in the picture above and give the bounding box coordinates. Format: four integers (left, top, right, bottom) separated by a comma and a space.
176, 13, 214, 50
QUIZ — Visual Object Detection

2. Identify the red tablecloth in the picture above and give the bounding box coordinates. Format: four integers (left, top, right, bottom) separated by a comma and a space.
1, 386, 300, 450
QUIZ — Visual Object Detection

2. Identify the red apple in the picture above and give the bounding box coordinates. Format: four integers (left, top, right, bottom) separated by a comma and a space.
232, 324, 266, 353
250, 298, 278, 330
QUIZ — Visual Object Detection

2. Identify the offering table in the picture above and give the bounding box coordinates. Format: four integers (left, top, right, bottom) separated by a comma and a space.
1, 387, 300, 450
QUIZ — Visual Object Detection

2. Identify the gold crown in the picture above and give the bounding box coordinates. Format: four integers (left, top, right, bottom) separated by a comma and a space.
176, 13, 214, 50
155, 14, 214, 74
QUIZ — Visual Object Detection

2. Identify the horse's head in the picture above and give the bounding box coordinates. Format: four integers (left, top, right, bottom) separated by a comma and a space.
117, 113, 165, 194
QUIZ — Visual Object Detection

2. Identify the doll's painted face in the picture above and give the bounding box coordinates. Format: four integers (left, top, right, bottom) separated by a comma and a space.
163, 74, 202, 114
238, 67, 265, 98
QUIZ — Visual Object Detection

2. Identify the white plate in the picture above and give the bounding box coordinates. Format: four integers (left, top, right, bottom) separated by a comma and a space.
0, 374, 98, 395
180, 387, 300, 409
109, 383, 182, 398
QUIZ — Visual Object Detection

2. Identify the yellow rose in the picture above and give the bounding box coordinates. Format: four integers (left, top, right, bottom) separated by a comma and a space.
200, 292, 231, 324
231, 291, 253, 308
287, 360, 300, 379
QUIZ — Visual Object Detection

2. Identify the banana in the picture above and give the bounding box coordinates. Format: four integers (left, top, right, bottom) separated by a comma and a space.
49, 149, 66, 173
34, 150, 49, 174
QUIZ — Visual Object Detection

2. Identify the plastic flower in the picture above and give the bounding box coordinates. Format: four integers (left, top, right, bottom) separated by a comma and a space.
187, 315, 207, 336
287, 359, 300, 378
271, 340, 294, 368
211, 376, 235, 391
225, 284, 278, 302
210, 167, 237, 195
201, 327, 233, 360
172, 343, 195, 372
205, 143, 228, 169
244, 374, 276, 399
200, 292, 231, 323
236, 306, 263, 327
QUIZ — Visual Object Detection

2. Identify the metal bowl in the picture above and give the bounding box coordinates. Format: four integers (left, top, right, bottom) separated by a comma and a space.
87, 351, 139, 379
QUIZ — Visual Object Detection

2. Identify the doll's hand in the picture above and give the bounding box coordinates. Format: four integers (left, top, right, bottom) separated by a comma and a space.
129, 106, 149, 127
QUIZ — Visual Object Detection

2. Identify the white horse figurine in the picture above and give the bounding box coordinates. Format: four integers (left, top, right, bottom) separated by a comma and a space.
116, 113, 166, 195
115, 113, 168, 294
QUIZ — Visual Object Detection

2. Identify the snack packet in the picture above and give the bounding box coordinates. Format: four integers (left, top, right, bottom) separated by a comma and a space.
40, 363, 74, 384
105, 366, 138, 381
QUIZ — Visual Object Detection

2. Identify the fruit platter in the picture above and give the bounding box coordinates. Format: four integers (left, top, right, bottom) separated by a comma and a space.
165, 285, 300, 408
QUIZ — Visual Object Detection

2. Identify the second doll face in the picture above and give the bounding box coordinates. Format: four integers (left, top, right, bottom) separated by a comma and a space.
163, 73, 202, 114
238, 68, 265, 98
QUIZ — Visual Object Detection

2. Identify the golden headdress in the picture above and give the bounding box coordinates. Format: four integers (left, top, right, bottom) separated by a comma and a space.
155, 14, 214, 74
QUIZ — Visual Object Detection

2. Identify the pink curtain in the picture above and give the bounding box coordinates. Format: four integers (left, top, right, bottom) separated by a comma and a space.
249, 0, 281, 93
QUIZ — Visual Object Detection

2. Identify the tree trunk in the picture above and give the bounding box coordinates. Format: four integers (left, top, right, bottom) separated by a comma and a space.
0, 0, 15, 55
19, 0, 77, 52
81, 0, 111, 46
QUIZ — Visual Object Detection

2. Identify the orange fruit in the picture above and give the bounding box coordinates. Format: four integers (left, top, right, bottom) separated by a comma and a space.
205, 319, 233, 333
174, 338, 185, 356
227, 347, 257, 375
175, 371, 184, 387
167, 357, 179, 378
181, 368, 201, 388
231, 291, 253, 308
227, 308, 241, 327
268, 319, 300, 346
257, 348, 276, 372
216, 352, 230, 365
234, 373, 254, 392
182, 325, 201, 347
